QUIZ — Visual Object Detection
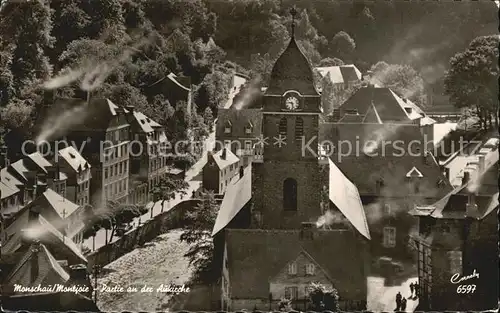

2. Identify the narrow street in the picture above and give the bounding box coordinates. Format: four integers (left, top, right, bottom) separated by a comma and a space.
367, 276, 419, 312
83, 132, 215, 252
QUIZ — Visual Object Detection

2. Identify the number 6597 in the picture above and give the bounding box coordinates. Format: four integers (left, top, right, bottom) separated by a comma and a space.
456, 284, 476, 293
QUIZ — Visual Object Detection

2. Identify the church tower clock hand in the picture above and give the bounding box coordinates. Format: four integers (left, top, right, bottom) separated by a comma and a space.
285, 96, 299, 110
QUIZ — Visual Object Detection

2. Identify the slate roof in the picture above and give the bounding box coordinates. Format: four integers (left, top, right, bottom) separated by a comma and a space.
315, 65, 362, 84
9, 159, 29, 180
225, 228, 368, 299
320, 124, 453, 198
266, 38, 319, 96
327, 158, 370, 239
1, 214, 87, 264
128, 110, 162, 133
1, 179, 19, 199
411, 150, 498, 220
58, 146, 90, 173
340, 87, 426, 122
6, 243, 70, 287
212, 165, 252, 236
42, 188, 80, 218
337, 114, 365, 123
216, 108, 263, 139
210, 148, 239, 170
1, 167, 23, 189
27, 152, 52, 173
49, 97, 124, 132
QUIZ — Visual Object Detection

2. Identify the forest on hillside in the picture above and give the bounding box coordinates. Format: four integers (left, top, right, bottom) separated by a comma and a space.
0, 0, 497, 141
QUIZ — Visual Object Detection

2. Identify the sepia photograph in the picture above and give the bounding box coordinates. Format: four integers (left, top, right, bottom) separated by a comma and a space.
0, 0, 498, 312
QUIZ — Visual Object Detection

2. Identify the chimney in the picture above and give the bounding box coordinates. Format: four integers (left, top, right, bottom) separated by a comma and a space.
300, 222, 316, 240
466, 192, 479, 219
126, 105, 134, 113
478, 154, 485, 173
221, 148, 227, 160
66, 264, 92, 297
35, 173, 47, 197
403, 98, 408, 103
25, 171, 37, 192
29, 240, 41, 284
239, 166, 244, 179
462, 172, 470, 186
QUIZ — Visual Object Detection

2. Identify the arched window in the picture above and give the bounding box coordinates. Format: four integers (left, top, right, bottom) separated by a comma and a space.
283, 178, 297, 211
278, 118, 287, 135
295, 117, 304, 140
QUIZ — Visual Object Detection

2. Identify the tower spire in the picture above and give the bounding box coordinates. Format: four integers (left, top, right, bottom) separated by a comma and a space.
290, 6, 297, 38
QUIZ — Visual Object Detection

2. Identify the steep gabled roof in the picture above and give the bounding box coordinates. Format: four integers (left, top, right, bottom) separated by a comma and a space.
6, 243, 70, 286
266, 38, 319, 96
58, 146, 90, 173
27, 152, 52, 173
216, 108, 263, 139
212, 165, 252, 236
211, 148, 239, 170
328, 158, 370, 240
341, 87, 424, 122
226, 228, 368, 299
315, 65, 362, 84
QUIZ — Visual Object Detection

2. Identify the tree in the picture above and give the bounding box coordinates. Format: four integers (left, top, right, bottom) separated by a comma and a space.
180, 189, 219, 284
0, 49, 14, 107
0, 100, 34, 131
0, 0, 53, 91
151, 176, 189, 213
369, 62, 427, 107
307, 282, 340, 312
202, 107, 214, 131
329, 31, 356, 62
444, 35, 499, 129
318, 57, 344, 67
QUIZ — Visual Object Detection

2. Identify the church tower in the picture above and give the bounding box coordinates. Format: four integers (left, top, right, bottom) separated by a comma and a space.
252, 7, 326, 229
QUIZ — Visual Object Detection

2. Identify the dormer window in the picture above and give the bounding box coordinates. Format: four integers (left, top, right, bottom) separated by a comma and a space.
245, 121, 253, 134
224, 121, 232, 134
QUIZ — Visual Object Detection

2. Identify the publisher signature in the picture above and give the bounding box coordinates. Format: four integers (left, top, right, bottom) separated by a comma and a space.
450, 269, 479, 284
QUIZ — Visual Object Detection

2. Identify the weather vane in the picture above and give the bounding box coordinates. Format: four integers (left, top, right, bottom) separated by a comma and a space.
290, 6, 297, 37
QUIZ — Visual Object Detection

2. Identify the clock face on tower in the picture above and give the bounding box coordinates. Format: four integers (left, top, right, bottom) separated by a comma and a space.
285, 96, 299, 110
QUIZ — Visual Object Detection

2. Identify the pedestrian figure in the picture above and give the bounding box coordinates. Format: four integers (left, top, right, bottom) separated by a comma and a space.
395, 291, 402, 311
400, 297, 407, 311
409, 282, 414, 297
415, 282, 420, 298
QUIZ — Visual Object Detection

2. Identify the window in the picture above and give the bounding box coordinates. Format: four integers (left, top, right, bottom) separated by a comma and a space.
104, 168, 108, 179
245, 122, 253, 134
279, 118, 287, 135
283, 178, 297, 211
376, 179, 384, 194
383, 227, 396, 248
448, 251, 462, 273
245, 141, 252, 151
383, 204, 391, 215
305, 263, 315, 275
288, 262, 297, 275
224, 121, 232, 134
284, 286, 298, 300
295, 117, 304, 140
